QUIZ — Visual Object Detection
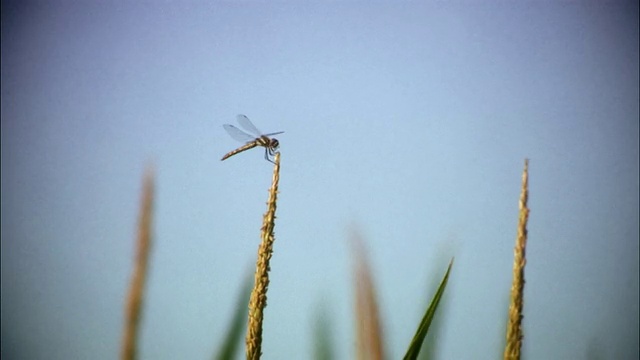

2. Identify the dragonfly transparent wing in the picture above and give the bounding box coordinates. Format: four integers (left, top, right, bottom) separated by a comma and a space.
223, 124, 255, 143
236, 114, 262, 136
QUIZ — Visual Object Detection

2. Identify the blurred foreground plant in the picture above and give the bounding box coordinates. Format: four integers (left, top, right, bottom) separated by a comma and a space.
121, 167, 154, 360
214, 271, 253, 360
351, 229, 454, 360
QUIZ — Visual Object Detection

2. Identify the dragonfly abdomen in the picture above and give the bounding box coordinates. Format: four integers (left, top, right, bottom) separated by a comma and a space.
221, 141, 260, 161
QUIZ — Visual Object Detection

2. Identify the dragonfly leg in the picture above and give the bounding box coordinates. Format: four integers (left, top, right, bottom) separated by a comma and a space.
264, 148, 276, 164
264, 148, 276, 165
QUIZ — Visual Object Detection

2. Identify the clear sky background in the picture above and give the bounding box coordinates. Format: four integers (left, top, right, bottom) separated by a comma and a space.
1, 1, 638, 359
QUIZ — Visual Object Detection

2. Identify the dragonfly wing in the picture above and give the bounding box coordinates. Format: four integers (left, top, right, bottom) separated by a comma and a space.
223, 124, 255, 142
262, 131, 284, 137
236, 114, 262, 136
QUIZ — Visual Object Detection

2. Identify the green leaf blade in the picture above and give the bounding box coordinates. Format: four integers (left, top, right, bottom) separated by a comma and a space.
403, 258, 454, 360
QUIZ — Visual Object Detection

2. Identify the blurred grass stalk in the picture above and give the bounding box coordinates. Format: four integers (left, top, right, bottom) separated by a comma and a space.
121, 167, 155, 360
503, 159, 530, 360
351, 230, 385, 360
246, 152, 281, 360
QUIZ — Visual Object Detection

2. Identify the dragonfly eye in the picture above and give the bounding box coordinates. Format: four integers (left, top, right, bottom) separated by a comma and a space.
272, 139, 280, 149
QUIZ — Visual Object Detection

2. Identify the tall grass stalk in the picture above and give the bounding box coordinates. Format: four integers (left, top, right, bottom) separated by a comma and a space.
121, 167, 155, 360
504, 159, 530, 360
246, 152, 281, 359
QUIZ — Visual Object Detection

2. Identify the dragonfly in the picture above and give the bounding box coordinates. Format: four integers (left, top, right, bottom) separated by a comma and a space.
221, 115, 284, 163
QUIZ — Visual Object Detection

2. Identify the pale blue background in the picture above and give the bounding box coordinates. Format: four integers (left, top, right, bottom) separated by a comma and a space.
1, 1, 638, 359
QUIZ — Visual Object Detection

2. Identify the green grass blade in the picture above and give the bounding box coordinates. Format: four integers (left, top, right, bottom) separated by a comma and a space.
312, 303, 335, 360
403, 258, 454, 360
214, 272, 252, 360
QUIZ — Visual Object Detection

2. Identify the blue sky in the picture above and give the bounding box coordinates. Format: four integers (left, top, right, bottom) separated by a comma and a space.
1, 1, 638, 359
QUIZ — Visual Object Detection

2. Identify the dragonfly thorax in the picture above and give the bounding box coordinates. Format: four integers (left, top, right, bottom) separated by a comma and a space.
256, 136, 279, 149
